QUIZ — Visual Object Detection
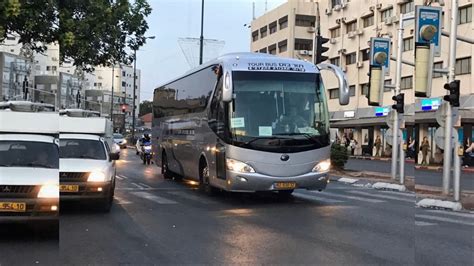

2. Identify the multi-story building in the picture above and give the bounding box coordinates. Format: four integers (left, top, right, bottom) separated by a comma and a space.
251, 0, 473, 163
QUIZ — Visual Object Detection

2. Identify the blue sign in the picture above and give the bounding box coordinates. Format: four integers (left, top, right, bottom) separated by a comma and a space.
421, 98, 441, 111
375, 107, 389, 117
370, 38, 391, 70
415, 5, 442, 56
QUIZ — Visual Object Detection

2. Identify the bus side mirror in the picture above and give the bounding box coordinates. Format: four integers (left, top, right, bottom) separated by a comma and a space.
222, 71, 233, 102
317, 63, 350, 106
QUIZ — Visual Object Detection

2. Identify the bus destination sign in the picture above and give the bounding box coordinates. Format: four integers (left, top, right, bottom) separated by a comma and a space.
247, 62, 306, 72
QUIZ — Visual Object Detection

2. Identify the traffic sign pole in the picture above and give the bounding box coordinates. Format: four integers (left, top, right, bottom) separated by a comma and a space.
442, 0, 459, 196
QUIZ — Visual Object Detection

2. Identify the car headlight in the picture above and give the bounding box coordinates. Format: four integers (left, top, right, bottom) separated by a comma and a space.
226, 158, 255, 173
87, 171, 107, 182
123, 140, 127, 144
37, 184, 59, 198
312, 159, 331, 172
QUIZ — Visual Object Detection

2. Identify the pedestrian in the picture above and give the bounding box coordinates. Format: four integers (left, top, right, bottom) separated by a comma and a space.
463, 139, 474, 168
350, 139, 356, 155
375, 135, 382, 157
420, 136, 430, 165
407, 136, 415, 159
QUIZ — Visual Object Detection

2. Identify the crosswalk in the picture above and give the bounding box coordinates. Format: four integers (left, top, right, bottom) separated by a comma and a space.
114, 176, 473, 227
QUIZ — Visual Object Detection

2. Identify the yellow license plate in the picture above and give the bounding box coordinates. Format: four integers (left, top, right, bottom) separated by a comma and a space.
60, 185, 79, 192
0, 202, 26, 212
275, 182, 296, 190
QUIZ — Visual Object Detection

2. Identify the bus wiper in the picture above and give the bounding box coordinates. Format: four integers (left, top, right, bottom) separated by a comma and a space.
244, 136, 285, 146
275, 133, 320, 144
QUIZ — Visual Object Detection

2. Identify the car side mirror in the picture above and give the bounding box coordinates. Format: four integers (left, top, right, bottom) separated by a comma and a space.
109, 152, 120, 161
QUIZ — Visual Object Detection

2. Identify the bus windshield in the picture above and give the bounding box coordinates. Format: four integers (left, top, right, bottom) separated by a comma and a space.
229, 71, 330, 152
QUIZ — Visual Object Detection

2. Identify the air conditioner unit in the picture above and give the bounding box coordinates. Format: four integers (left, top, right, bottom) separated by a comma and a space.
376, 3, 382, 9
384, 17, 393, 25
307, 27, 315, 33
325, 8, 332, 15
336, 18, 342, 24
330, 38, 337, 44
357, 28, 364, 35
338, 48, 347, 54
369, 6, 375, 11
356, 61, 364, 68
333, 4, 341, 11
396, 0, 407, 4
391, 15, 399, 23
348, 32, 356, 38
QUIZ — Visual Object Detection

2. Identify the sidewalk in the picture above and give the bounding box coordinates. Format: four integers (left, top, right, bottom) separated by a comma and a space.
349, 155, 415, 163
415, 164, 474, 173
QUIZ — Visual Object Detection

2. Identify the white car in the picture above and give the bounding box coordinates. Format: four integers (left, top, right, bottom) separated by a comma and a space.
113, 133, 127, 149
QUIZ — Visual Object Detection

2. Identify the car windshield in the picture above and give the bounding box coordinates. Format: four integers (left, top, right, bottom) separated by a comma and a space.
228, 71, 330, 151
113, 134, 123, 139
0, 141, 59, 169
60, 139, 106, 160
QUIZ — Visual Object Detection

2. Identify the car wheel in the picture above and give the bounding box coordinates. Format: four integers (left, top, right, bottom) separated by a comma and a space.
99, 191, 113, 212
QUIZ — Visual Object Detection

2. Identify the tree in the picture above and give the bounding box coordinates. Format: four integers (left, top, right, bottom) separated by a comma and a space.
139, 100, 152, 116
0, 0, 152, 70
330, 143, 349, 170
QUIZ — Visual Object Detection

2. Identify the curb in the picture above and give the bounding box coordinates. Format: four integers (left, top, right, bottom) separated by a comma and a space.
416, 198, 463, 211
415, 165, 474, 173
349, 156, 415, 163
372, 182, 407, 192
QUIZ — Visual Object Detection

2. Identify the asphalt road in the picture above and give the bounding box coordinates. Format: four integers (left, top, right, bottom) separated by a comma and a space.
345, 158, 474, 190
1, 149, 472, 265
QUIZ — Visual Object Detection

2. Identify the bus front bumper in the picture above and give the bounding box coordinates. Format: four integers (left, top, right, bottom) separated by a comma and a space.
224, 171, 329, 192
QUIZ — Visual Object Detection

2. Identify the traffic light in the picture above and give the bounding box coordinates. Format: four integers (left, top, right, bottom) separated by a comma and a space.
315, 36, 329, 64
392, 93, 405, 113
443, 80, 460, 107
367, 65, 384, 106
121, 104, 127, 113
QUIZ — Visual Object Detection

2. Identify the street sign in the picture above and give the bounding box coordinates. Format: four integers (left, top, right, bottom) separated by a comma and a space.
385, 128, 403, 146
435, 127, 458, 150
370, 37, 391, 71
375, 107, 389, 117
421, 98, 441, 111
435, 102, 459, 127
415, 5, 442, 56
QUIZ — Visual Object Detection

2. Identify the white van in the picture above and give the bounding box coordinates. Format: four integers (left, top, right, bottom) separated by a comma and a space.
0, 101, 59, 222
59, 110, 119, 212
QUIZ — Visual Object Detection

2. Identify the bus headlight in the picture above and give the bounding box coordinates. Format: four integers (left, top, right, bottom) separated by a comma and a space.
226, 159, 255, 173
312, 159, 331, 173
87, 171, 107, 182
37, 184, 59, 198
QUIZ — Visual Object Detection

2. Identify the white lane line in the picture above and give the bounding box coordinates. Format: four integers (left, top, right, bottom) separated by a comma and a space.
131, 182, 144, 189
131, 191, 178, 204
116, 176, 124, 180
415, 214, 474, 226
425, 210, 474, 219
318, 191, 385, 203
167, 191, 217, 204
293, 192, 345, 204
117, 174, 129, 179
415, 221, 437, 226
348, 190, 415, 203
114, 196, 132, 205
139, 182, 152, 189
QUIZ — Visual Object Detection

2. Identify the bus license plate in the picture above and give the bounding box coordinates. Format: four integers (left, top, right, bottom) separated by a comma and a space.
275, 182, 296, 190
60, 185, 79, 192
0, 202, 26, 212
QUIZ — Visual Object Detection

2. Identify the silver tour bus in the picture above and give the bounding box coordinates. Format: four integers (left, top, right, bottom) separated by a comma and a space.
152, 53, 349, 195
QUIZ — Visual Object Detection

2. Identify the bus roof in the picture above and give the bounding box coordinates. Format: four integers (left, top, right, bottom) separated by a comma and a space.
155, 52, 319, 90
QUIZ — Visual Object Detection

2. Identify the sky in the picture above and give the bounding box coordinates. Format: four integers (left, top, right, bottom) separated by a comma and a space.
136, 0, 286, 102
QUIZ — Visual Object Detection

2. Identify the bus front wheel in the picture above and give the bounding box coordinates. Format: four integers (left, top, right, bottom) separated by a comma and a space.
199, 160, 217, 195
162, 153, 172, 179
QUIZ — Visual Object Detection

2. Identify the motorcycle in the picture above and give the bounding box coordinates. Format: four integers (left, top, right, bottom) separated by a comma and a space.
140, 141, 153, 165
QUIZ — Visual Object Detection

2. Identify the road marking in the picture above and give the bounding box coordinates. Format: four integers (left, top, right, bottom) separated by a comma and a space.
167, 191, 217, 204
379, 190, 415, 198
131, 191, 178, 204
114, 196, 132, 205
116, 176, 124, 180
293, 192, 345, 204
415, 221, 436, 226
415, 214, 473, 226
318, 191, 385, 203
348, 190, 414, 203
117, 174, 129, 179
131, 182, 145, 189
424, 210, 474, 219
139, 182, 152, 189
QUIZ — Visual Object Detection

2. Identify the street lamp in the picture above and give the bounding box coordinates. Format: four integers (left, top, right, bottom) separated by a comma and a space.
132, 35, 155, 143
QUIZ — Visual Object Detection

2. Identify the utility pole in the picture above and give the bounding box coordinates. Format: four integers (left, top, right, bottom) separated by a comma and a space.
199, 0, 205, 65
132, 49, 137, 142
110, 64, 115, 126
442, 0, 458, 196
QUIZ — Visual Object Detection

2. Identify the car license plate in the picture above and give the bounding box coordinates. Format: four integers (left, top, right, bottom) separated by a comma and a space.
275, 182, 296, 190
60, 185, 79, 192
0, 202, 26, 212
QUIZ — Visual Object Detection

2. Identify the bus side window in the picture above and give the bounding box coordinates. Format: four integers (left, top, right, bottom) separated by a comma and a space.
209, 76, 225, 137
